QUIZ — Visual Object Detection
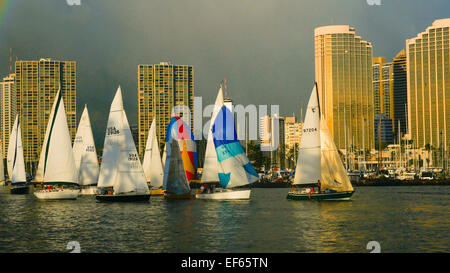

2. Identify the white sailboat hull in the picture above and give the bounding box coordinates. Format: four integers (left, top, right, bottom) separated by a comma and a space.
34, 189, 79, 200
196, 189, 251, 200
80, 186, 97, 195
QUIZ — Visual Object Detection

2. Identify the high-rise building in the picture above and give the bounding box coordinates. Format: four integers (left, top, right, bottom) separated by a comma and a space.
315, 25, 374, 151
374, 114, 394, 145
259, 114, 285, 168
372, 57, 394, 119
284, 116, 303, 150
259, 115, 271, 150
284, 115, 303, 169
392, 49, 408, 138
14, 58, 76, 173
0, 74, 15, 159
137, 62, 194, 157
130, 124, 139, 150
406, 18, 450, 149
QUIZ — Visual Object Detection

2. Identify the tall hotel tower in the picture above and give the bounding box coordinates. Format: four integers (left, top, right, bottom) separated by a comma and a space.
137, 62, 194, 157
392, 49, 407, 138
14, 58, 76, 173
315, 25, 374, 150
372, 57, 394, 119
407, 18, 450, 149
0, 74, 15, 158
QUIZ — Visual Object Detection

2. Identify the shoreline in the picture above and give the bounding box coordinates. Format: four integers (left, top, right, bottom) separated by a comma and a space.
190, 179, 450, 188
352, 178, 450, 186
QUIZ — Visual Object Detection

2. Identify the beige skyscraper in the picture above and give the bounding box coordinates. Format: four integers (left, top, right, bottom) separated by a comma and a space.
14, 58, 76, 173
315, 25, 374, 151
137, 62, 194, 157
407, 18, 450, 150
0, 74, 15, 159
284, 116, 303, 150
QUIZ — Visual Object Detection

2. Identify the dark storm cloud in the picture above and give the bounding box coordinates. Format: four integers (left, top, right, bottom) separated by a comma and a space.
0, 0, 449, 146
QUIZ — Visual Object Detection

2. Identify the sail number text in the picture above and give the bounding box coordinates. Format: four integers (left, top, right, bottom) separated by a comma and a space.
107, 127, 120, 136
303, 127, 318, 133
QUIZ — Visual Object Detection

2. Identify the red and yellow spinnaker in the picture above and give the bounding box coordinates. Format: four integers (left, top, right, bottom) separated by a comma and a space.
165, 116, 197, 180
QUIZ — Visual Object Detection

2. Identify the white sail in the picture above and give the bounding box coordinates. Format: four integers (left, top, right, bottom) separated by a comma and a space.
293, 84, 321, 185
114, 107, 149, 194
35, 89, 78, 184
201, 86, 224, 182
7, 116, 17, 178
9, 116, 27, 183
97, 88, 123, 188
0, 145, 4, 182
320, 118, 353, 191
98, 86, 149, 194
73, 105, 99, 186
142, 118, 164, 188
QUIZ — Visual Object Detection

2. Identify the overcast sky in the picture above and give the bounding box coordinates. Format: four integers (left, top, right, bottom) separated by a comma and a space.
0, 0, 449, 145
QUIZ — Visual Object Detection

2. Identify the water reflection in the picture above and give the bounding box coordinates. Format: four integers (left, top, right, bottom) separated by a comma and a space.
0, 186, 448, 252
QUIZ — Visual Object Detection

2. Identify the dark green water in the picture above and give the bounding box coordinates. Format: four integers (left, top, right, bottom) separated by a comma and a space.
0, 186, 448, 253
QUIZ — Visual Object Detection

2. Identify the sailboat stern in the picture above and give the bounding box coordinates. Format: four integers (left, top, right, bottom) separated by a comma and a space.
10, 184, 30, 194
196, 188, 251, 200
95, 193, 150, 202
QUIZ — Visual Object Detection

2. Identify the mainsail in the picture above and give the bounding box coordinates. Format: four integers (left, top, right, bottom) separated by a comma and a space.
35, 89, 78, 184
293, 84, 321, 185
98, 87, 149, 194
8, 116, 26, 183
73, 105, 99, 186
212, 106, 258, 188
201, 86, 224, 182
142, 118, 164, 188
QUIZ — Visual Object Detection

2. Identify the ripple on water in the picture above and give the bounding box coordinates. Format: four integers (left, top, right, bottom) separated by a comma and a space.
0, 186, 449, 252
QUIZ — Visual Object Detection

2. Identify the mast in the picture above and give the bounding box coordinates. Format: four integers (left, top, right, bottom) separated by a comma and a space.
399, 120, 402, 169
404, 103, 408, 170
344, 108, 348, 170
377, 115, 382, 174
362, 118, 366, 171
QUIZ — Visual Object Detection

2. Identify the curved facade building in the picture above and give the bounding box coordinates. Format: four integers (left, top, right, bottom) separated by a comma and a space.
315, 25, 374, 150
407, 18, 450, 149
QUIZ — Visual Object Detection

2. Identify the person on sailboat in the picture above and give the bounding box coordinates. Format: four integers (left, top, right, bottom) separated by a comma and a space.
317, 180, 321, 193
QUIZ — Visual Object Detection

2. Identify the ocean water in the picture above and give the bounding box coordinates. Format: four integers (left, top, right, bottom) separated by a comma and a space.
0, 186, 448, 253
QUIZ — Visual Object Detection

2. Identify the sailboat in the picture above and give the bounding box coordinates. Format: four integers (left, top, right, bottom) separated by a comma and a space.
0, 144, 5, 186
287, 83, 355, 201
199, 86, 223, 185
33, 89, 80, 200
163, 116, 196, 199
96, 86, 150, 202
196, 105, 258, 200
73, 105, 99, 195
142, 118, 165, 195
7, 115, 29, 194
